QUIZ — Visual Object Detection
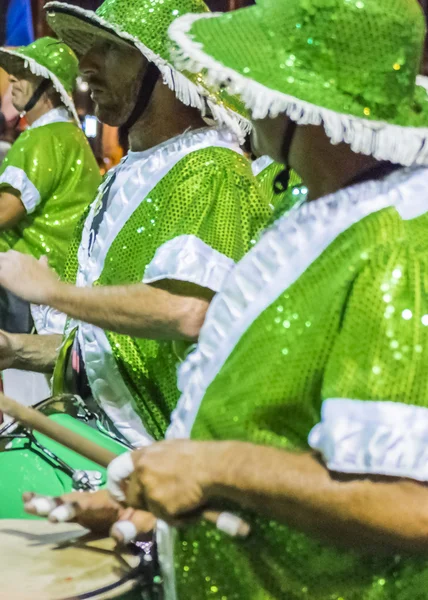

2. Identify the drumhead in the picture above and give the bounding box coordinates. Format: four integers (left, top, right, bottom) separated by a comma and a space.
0, 520, 142, 599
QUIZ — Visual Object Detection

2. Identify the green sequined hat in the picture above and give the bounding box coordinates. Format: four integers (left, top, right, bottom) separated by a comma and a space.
44, 0, 250, 139
0, 36, 79, 122
169, 0, 428, 166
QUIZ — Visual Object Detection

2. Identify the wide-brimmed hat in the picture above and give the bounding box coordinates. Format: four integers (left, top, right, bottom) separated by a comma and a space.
44, 0, 250, 138
169, 0, 428, 166
0, 36, 79, 122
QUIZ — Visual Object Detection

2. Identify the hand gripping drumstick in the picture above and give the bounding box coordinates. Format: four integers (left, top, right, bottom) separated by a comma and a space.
0, 393, 250, 538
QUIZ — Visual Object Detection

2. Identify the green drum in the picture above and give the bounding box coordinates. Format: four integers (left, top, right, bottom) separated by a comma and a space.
0, 394, 130, 519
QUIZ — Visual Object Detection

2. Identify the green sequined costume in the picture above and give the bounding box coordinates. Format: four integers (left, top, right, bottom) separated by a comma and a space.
161, 167, 428, 600
52, 128, 270, 446
0, 109, 100, 274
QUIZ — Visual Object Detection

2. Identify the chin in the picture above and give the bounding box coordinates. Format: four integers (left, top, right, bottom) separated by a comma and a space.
94, 104, 125, 127
11, 99, 24, 113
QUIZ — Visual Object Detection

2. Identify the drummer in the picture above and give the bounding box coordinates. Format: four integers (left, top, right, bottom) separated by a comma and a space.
30, 0, 428, 596
0, 37, 100, 331
0, 0, 269, 516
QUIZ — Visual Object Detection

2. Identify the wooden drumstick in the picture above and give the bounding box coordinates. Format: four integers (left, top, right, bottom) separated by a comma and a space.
0, 392, 117, 467
0, 393, 250, 538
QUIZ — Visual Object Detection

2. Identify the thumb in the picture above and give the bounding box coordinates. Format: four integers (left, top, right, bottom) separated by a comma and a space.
110, 508, 156, 545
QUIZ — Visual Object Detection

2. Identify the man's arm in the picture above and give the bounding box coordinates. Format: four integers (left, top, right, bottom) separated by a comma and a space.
46, 280, 211, 341
0, 330, 61, 373
0, 189, 26, 229
0, 252, 211, 341
112, 440, 428, 556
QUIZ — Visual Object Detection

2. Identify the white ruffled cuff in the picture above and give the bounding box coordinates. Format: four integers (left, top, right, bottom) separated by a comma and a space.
143, 234, 235, 293
0, 166, 41, 214
31, 304, 67, 335
308, 398, 428, 482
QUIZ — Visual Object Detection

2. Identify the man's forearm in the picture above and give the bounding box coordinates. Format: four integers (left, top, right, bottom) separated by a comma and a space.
11, 333, 62, 373
44, 282, 209, 341
209, 442, 428, 554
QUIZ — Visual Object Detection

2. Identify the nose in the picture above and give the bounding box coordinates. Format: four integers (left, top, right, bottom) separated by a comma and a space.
79, 46, 102, 77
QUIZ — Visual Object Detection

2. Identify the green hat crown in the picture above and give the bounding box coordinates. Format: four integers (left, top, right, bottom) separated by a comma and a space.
169, 0, 428, 165
95, 0, 209, 62
45, 0, 250, 138
0, 36, 79, 121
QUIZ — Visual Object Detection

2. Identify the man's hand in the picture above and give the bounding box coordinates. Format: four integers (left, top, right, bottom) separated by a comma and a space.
107, 441, 225, 525
0, 252, 59, 305
23, 489, 155, 542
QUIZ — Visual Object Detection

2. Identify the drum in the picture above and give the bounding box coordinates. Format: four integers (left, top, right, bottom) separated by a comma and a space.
0, 519, 157, 599
0, 395, 131, 519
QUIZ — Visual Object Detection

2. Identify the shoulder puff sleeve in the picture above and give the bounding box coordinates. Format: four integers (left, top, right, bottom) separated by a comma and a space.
142, 146, 271, 293
0, 128, 57, 214
310, 242, 428, 481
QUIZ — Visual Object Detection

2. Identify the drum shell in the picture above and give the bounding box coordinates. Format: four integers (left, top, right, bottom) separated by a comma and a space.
0, 400, 129, 519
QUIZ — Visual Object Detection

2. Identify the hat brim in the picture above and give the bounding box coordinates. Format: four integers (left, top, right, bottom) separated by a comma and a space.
169, 11, 428, 166
0, 47, 79, 123
45, 2, 251, 140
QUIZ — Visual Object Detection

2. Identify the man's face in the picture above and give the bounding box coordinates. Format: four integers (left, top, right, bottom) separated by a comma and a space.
80, 40, 146, 126
8, 73, 42, 113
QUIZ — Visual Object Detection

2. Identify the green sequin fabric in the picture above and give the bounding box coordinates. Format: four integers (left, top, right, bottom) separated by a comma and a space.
167, 168, 428, 599
0, 121, 101, 275
171, 0, 427, 126
45, 0, 250, 133
61, 146, 269, 439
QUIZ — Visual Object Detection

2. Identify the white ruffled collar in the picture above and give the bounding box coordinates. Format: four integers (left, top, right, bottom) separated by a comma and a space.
29, 107, 72, 130
123, 126, 240, 167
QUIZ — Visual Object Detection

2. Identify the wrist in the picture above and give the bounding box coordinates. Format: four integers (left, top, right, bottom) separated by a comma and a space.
43, 280, 67, 308
199, 441, 244, 502
9, 333, 25, 369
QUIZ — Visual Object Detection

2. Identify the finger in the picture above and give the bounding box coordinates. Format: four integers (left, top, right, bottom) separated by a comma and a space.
48, 502, 78, 523
107, 452, 135, 502
111, 509, 155, 545
125, 471, 147, 509
23, 493, 61, 517
39, 255, 49, 267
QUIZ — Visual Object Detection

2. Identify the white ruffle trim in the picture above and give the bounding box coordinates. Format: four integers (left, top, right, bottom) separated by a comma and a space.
251, 155, 274, 176
143, 235, 235, 293
78, 323, 154, 448
169, 13, 428, 167
31, 304, 67, 335
0, 49, 79, 123
0, 166, 40, 214
77, 127, 242, 287
29, 107, 72, 130
309, 398, 428, 481
167, 167, 428, 440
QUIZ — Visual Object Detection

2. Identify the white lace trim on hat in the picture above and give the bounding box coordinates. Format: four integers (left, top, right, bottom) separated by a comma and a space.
44, 1, 250, 141
169, 12, 428, 167
0, 48, 79, 123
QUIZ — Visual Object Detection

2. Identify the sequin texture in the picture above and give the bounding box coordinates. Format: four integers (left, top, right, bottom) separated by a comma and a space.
0, 120, 100, 274
61, 135, 270, 439
168, 167, 428, 599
